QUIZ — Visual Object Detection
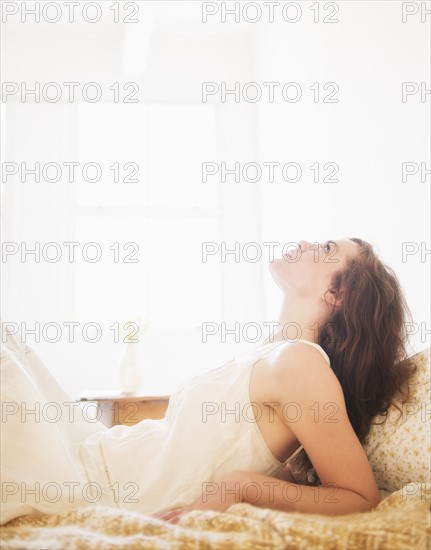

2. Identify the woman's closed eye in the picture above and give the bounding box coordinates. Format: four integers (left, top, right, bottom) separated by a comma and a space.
321, 241, 335, 253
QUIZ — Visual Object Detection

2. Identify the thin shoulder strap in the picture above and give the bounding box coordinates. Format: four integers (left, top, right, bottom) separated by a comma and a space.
285, 444, 304, 463
297, 340, 330, 365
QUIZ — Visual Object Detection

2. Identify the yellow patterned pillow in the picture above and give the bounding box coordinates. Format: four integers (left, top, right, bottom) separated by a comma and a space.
363, 348, 431, 492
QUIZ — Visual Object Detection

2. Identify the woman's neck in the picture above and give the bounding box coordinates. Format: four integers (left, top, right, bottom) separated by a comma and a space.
262, 294, 324, 345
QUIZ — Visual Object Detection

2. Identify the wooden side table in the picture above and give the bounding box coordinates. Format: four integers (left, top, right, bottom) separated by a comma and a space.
78, 391, 170, 428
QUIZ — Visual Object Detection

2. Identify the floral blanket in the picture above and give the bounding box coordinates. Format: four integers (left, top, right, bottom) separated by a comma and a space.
1, 482, 429, 549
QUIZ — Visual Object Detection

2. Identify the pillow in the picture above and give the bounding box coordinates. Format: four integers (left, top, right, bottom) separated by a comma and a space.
363, 348, 430, 492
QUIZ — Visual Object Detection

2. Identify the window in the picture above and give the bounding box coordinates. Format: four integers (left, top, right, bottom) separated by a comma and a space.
74, 102, 226, 392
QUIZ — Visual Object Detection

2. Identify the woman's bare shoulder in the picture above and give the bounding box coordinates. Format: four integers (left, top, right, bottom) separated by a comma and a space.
265, 341, 342, 397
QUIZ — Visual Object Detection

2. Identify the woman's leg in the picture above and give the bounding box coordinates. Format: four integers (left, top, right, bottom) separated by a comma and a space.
0, 324, 106, 523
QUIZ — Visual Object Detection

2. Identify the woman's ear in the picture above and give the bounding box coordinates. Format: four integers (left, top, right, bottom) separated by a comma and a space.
323, 288, 344, 309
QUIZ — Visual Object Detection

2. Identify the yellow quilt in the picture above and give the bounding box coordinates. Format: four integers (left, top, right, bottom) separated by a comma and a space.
1, 482, 429, 549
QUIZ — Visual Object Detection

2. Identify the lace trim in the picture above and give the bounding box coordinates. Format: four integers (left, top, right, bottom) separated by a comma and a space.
78, 442, 118, 507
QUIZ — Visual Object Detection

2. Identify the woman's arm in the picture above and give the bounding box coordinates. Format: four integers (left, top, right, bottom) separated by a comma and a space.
261, 342, 382, 513
154, 467, 380, 523
228, 469, 381, 515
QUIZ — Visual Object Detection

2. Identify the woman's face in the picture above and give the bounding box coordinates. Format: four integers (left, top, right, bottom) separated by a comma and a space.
269, 238, 360, 298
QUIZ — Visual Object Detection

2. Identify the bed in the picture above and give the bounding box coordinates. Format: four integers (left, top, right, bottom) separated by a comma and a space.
1, 349, 430, 550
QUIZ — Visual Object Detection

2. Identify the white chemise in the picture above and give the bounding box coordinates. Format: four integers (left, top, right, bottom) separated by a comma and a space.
0, 329, 330, 524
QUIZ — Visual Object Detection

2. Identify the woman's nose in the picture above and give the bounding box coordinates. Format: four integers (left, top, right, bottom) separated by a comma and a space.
298, 240, 311, 252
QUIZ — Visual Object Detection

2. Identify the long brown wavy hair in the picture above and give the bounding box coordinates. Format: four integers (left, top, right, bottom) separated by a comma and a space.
289, 238, 418, 485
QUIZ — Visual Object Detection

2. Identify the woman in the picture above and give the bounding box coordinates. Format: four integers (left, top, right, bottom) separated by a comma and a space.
0, 238, 416, 524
